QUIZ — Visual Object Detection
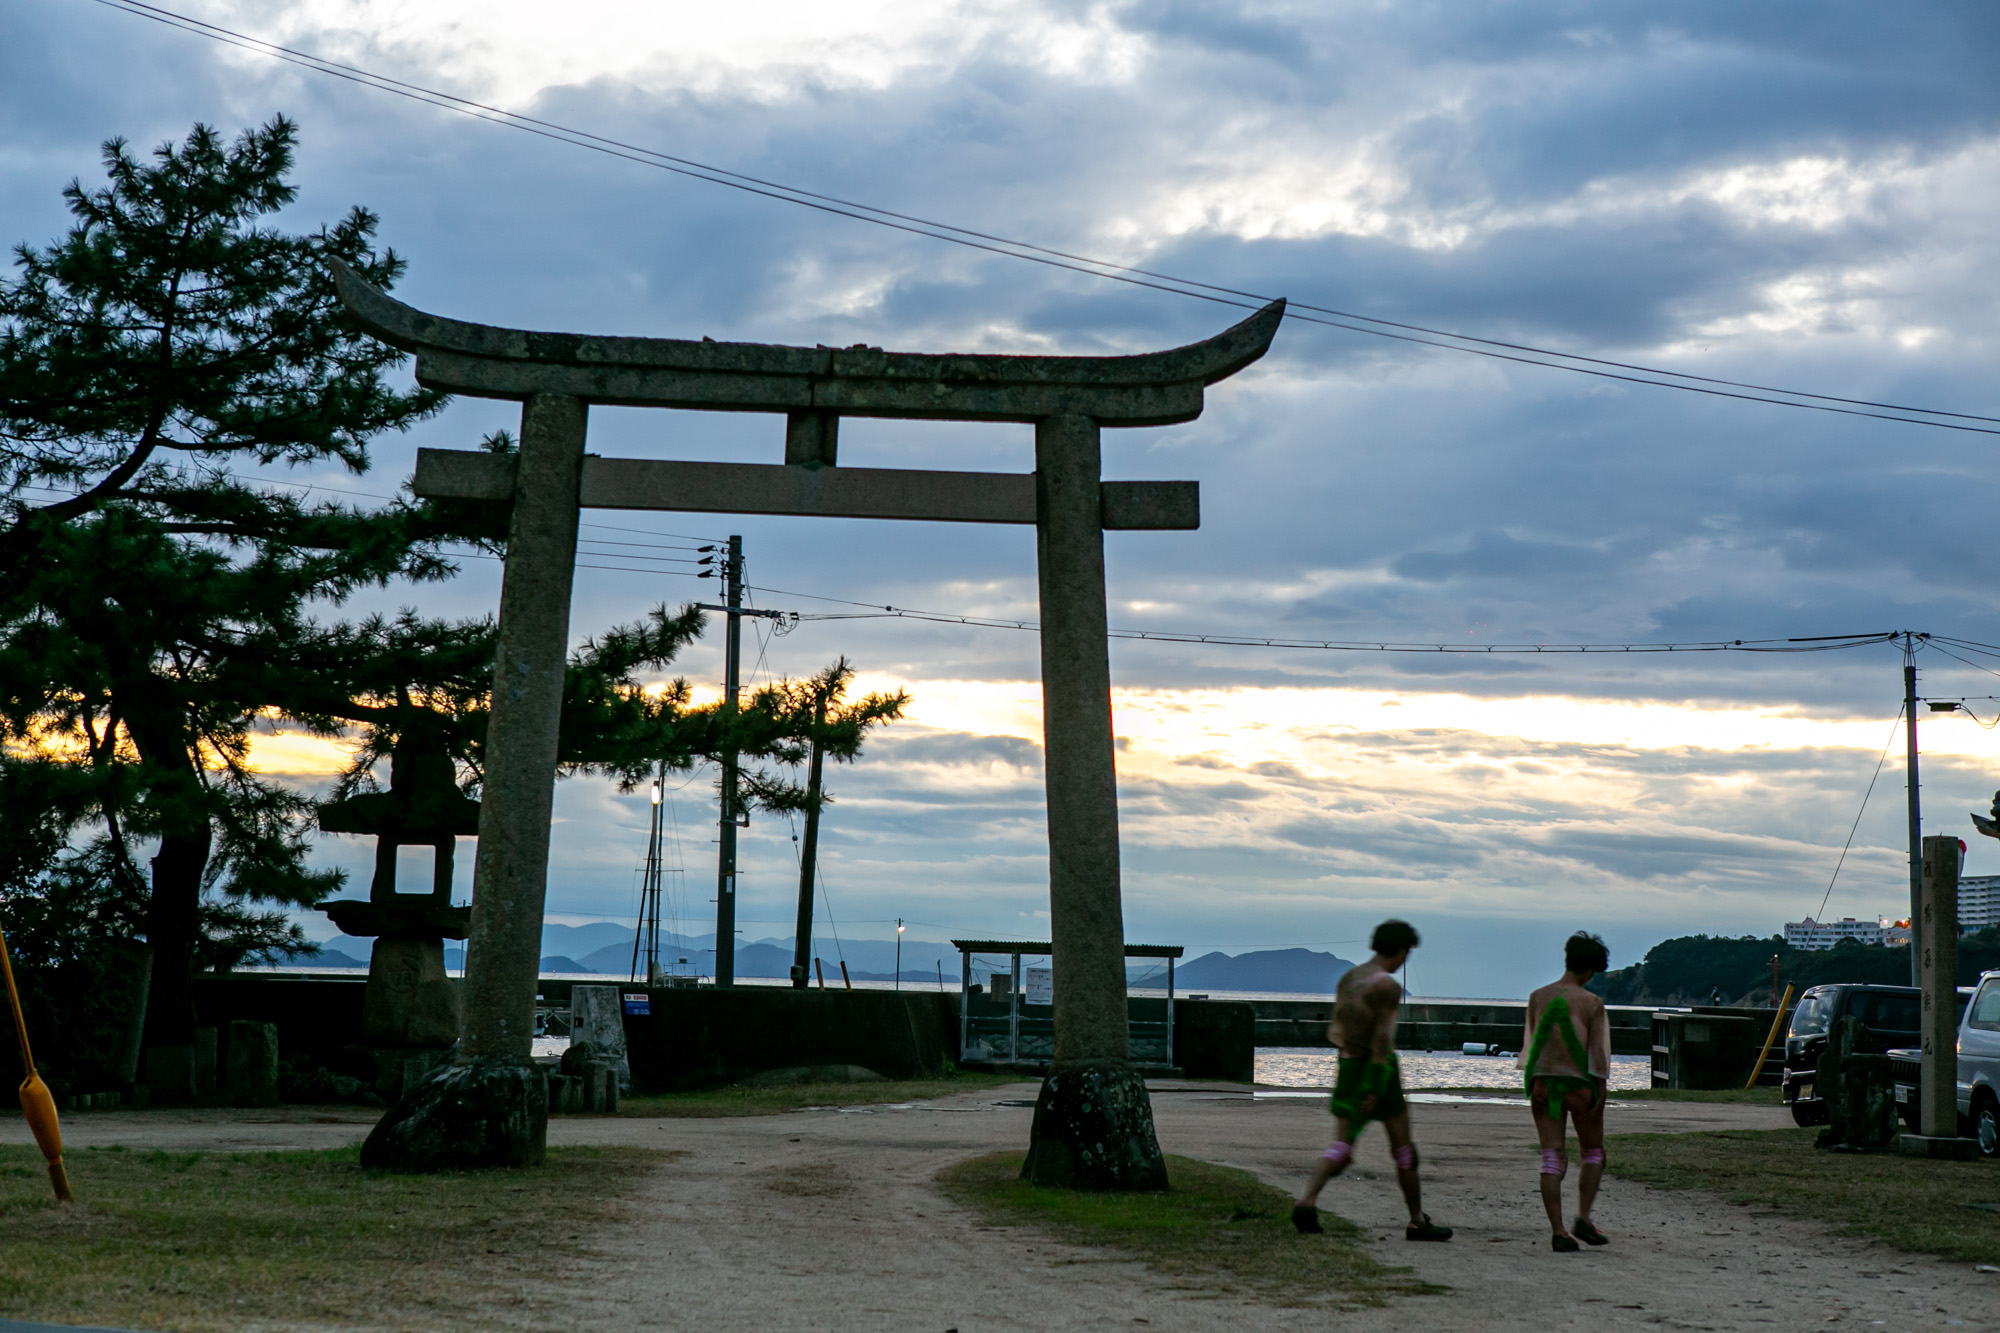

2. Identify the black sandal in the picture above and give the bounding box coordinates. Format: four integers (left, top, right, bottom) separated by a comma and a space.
1551, 1233, 1580, 1252
1406, 1214, 1452, 1241
1291, 1203, 1323, 1235
1573, 1218, 1608, 1246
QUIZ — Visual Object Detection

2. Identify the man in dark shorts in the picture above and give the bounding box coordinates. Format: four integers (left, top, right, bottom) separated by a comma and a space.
1292, 919, 1451, 1241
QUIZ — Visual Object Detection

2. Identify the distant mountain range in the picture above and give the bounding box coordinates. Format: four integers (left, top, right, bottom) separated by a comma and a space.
278, 923, 959, 983
276, 927, 1353, 994
1166, 948, 1354, 995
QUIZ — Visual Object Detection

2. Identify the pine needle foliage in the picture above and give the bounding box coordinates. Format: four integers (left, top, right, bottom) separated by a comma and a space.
0, 118, 447, 1053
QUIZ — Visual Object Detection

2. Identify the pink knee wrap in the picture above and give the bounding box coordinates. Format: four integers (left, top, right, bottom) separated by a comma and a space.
1581, 1148, 1604, 1166
1321, 1141, 1352, 1166
1539, 1148, 1567, 1177
1391, 1144, 1415, 1171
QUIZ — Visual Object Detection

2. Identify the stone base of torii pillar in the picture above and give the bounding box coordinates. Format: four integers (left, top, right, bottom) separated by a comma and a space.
331, 263, 1280, 1182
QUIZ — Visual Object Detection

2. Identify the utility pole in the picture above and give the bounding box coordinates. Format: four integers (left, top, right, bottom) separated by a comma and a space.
692, 539, 797, 991
896, 918, 905, 991
789, 686, 828, 989
1904, 633, 1923, 987
713, 536, 744, 987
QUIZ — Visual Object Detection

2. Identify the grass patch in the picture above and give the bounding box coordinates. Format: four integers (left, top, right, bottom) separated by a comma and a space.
0, 1143, 669, 1332
1609, 1127, 2000, 1265
620, 1070, 1018, 1118
936, 1151, 1441, 1309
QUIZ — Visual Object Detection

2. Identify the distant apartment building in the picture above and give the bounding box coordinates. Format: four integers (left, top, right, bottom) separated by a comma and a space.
1957, 875, 2000, 932
1784, 916, 1887, 950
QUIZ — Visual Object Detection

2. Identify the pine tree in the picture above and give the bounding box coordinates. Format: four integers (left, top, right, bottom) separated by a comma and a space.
0, 118, 446, 1079
0, 118, 910, 1095
313, 609, 906, 843
728, 657, 909, 814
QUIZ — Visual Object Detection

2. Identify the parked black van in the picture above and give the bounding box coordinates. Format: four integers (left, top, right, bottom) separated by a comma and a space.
1782, 984, 1922, 1126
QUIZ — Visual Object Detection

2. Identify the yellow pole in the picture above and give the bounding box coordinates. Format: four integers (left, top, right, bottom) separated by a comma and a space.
1745, 982, 1795, 1092
0, 925, 73, 1202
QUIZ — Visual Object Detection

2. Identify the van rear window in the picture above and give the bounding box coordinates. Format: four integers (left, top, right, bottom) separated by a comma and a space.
1852, 992, 1920, 1033
1971, 982, 2000, 1033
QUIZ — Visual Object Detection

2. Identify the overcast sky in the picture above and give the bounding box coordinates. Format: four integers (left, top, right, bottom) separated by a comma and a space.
8, 1, 2000, 996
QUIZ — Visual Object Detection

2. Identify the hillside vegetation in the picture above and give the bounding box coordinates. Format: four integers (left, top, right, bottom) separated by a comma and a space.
1589, 926, 2000, 1006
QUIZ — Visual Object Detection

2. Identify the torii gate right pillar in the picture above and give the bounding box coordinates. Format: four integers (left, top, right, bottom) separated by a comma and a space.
1024, 413, 1168, 1190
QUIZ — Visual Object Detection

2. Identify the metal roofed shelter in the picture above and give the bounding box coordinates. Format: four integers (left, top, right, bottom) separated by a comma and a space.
953, 941, 1183, 1070
334, 261, 1282, 1186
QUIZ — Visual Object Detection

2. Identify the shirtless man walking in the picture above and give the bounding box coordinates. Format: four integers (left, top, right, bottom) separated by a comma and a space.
1520, 931, 1613, 1252
1291, 919, 1451, 1241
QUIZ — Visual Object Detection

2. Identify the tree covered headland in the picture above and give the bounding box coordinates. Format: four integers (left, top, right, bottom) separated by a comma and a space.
0, 120, 902, 1095
1588, 927, 2000, 1006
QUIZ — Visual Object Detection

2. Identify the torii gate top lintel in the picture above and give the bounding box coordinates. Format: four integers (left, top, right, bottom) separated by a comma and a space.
331, 261, 1283, 426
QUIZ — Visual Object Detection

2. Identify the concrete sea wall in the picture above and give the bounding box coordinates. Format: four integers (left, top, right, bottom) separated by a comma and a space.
1245, 998, 1661, 1056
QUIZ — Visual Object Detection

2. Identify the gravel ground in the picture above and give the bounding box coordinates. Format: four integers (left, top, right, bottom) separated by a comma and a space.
8, 1086, 1998, 1332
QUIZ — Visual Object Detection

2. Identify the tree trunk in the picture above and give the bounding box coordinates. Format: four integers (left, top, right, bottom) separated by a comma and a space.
118, 687, 212, 1092
141, 827, 210, 1050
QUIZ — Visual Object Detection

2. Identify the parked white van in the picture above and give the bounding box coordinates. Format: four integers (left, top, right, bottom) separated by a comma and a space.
1961, 970, 2000, 1157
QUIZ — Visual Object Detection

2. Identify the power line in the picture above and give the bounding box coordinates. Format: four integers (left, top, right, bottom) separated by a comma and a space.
1921, 640, 2000, 684
85, 0, 2000, 436
442, 553, 1917, 657
1810, 706, 1904, 925
31, 500, 1937, 661
1929, 635, 2000, 662
760, 585, 1901, 654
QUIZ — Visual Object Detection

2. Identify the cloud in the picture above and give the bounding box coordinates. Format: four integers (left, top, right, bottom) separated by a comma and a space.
10, 0, 2000, 996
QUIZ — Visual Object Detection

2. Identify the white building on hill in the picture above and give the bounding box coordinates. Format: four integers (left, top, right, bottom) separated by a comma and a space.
1957, 876, 2000, 932
1785, 916, 1887, 950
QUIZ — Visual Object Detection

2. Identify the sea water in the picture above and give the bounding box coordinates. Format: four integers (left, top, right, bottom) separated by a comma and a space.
1256, 1047, 1653, 1092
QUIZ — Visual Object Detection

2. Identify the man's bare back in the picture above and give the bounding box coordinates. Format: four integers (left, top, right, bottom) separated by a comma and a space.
1525, 977, 1607, 1042
1329, 960, 1401, 1061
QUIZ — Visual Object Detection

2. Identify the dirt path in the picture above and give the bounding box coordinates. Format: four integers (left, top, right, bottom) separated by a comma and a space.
10, 1088, 1997, 1331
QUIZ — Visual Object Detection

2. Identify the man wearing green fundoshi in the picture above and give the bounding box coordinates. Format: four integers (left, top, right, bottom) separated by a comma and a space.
1520, 932, 1614, 1252
1291, 919, 1452, 1242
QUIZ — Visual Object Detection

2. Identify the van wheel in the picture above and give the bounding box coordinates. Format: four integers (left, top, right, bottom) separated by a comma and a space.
1790, 1099, 1827, 1128
1975, 1094, 1999, 1159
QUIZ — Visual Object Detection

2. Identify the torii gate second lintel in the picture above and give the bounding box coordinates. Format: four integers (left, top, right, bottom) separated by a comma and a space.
344, 262, 1284, 1187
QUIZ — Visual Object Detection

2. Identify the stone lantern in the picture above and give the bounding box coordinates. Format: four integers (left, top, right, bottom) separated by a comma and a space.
316, 727, 477, 1057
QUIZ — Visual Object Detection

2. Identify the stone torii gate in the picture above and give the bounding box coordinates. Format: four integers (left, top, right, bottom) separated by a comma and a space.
339, 261, 1282, 1184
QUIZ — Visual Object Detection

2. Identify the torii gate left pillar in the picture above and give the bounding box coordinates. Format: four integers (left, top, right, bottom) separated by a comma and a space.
332, 264, 1281, 1183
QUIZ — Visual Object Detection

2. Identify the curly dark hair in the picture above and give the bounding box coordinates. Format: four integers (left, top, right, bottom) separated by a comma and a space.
1564, 931, 1609, 975
1370, 919, 1420, 956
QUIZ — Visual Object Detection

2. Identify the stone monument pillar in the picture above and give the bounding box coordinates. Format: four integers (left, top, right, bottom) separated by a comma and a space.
568, 985, 632, 1093
1918, 834, 1961, 1140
